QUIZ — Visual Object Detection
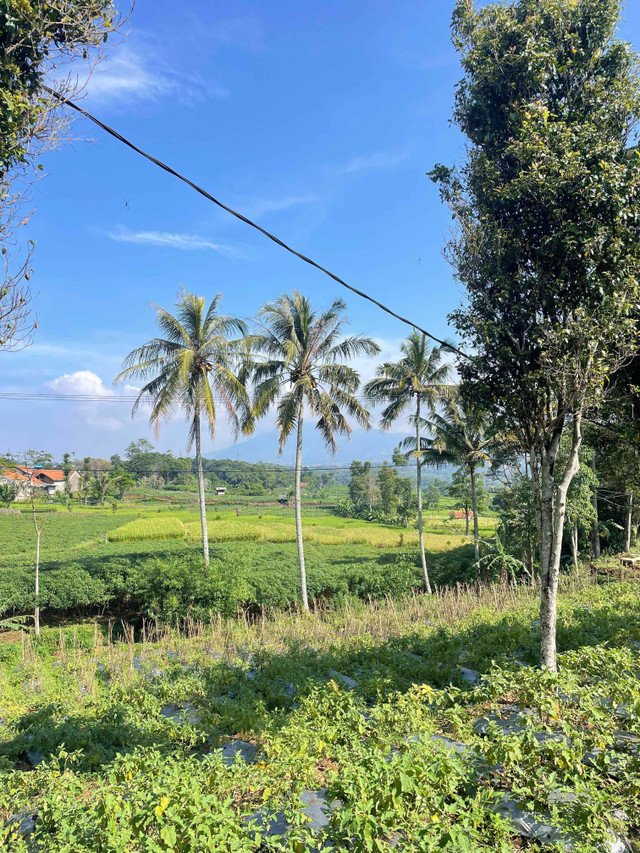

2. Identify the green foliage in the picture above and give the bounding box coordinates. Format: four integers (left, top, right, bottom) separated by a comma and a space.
0, 505, 489, 620
128, 553, 248, 621
0, 0, 116, 177
432, 0, 640, 667
247, 292, 379, 453
115, 292, 249, 451
0, 482, 15, 506
0, 579, 639, 850
474, 534, 525, 584
447, 468, 487, 514
494, 473, 537, 574
424, 481, 440, 510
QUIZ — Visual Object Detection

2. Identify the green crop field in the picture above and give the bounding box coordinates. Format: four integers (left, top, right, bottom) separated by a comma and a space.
1, 568, 639, 852
0, 505, 498, 624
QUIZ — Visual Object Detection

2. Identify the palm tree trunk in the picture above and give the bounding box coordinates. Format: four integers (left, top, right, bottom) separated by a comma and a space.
295, 401, 309, 610
470, 463, 480, 562
415, 395, 432, 594
194, 414, 210, 568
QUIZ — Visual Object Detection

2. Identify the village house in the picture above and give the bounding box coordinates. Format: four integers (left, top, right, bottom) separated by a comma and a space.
17, 467, 83, 496
0, 467, 83, 500
0, 468, 42, 500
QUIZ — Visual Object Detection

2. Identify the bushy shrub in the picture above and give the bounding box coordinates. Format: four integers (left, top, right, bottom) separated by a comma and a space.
127, 554, 250, 622
345, 556, 421, 599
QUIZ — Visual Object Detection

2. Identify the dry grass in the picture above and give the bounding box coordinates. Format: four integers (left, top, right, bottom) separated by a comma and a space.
27, 572, 597, 679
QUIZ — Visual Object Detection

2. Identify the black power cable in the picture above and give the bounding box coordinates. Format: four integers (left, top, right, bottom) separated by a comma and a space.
42, 85, 467, 360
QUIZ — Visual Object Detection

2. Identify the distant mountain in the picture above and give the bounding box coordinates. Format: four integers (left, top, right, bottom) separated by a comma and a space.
208, 428, 407, 467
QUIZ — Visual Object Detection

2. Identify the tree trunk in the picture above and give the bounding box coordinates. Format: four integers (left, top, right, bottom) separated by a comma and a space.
31, 497, 40, 637
570, 518, 578, 571
469, 463, 480, 562
295, 401, 309, 611
529, 449, 542, 578
538, 416, 582, 671
464, 503, 469, 537
591, 454, 600, 559
625, 492, 634, 553
415, 395, 432, 594
195, 414, 209, 568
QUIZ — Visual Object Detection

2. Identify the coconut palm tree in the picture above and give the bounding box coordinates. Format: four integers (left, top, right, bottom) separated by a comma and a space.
115, 289, 248, 567
245, 291, 380, 610
422, 397, 493, 563
364, 334, 452, 593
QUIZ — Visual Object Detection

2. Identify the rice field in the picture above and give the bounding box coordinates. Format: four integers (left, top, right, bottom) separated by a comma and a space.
105, 512, 495, 550
107, 516, 187, 543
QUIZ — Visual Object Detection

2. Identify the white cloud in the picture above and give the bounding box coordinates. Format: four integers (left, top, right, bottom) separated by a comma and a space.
337, 146, 412, 175
72, 47, 228, 106
106, 228, 242, 257
47, 371, 123, 431
47, 370, 113, 397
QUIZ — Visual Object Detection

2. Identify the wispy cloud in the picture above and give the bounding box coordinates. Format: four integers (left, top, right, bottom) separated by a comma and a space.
241, 194, 320, 218
80, 47, 228, 105
336, 145, 412, 175
106, 228, 242, 257
207, 16, 265, 52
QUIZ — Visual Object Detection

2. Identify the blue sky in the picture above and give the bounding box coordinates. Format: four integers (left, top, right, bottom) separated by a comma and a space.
3, 0, 640, 464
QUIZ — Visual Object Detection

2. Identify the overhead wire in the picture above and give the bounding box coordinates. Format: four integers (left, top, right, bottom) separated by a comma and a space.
0, 391, 406, 404
42, 85, 468, 360
3, 463, 425, 474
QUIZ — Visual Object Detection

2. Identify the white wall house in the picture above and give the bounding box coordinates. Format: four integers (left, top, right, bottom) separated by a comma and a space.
1, 467, 83, 499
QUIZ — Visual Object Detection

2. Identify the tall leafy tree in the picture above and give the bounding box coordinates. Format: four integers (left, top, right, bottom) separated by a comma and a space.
377, 463, 399, 516
246, 292, 379, 610
432, 0, 640, 670
364, 334, 451, 593
348, 461, 370, 508
115, 290, 248, 566
447, 467, 488, 537
62, 452, 72, 497
423, 397, 493, 562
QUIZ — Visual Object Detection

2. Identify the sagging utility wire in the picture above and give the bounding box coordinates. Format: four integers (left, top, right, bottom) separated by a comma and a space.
42, 85, 467, 360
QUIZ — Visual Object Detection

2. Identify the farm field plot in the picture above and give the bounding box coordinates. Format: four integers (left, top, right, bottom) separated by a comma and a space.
1, 574, 639, 852
0, 512, 136, 563
108, 511, 497, 548
0, 507, 490, 620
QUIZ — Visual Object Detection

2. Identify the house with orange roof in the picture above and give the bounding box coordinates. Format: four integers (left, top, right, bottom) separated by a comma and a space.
14, 467, 82, 496
1, 467, 83, 499
0, 468, 46, 500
